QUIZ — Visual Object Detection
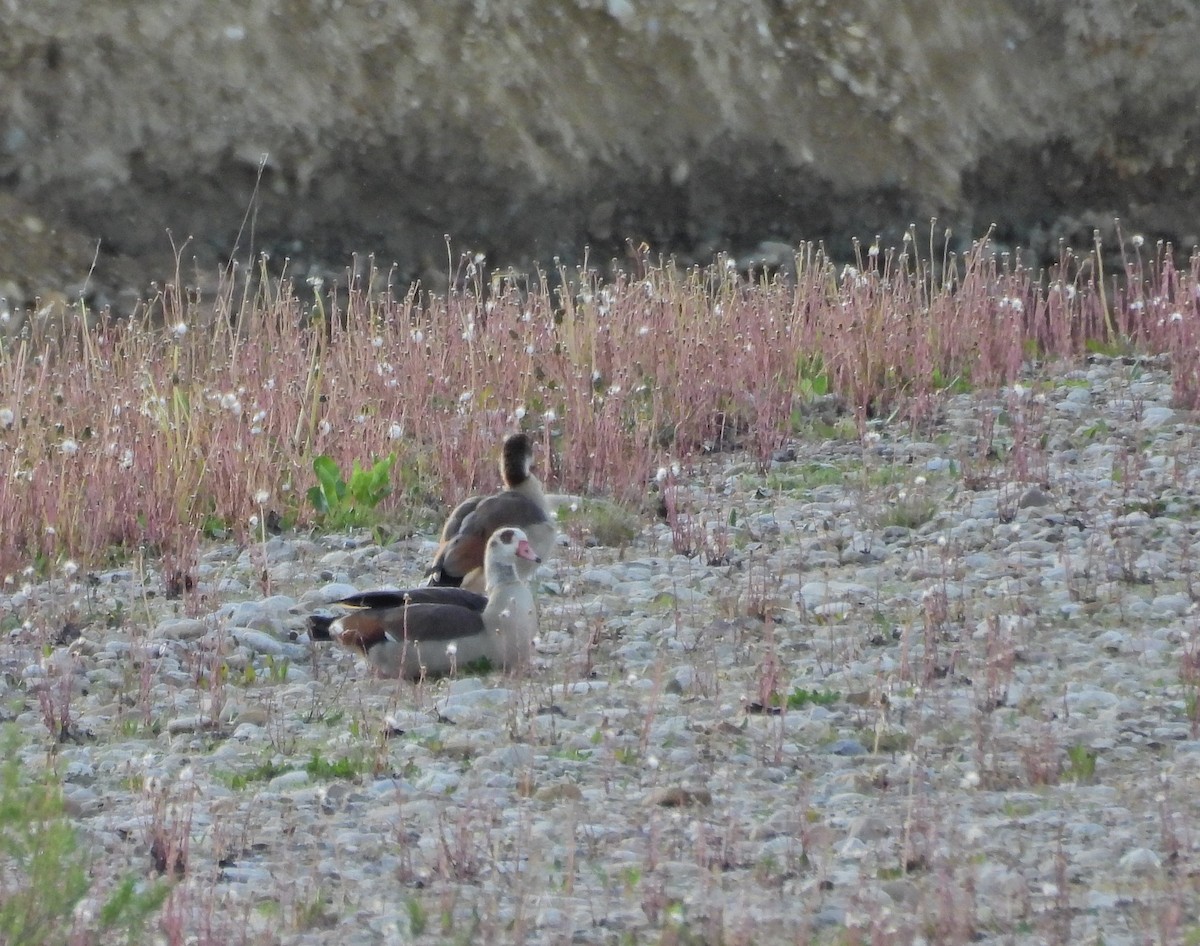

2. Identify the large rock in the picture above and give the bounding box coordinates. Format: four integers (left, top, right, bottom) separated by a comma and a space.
1, 1, 1197, 303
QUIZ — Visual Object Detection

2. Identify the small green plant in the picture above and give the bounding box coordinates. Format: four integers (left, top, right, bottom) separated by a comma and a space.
769, 687, 841, 710
1065, 744, 1098, 783
457, 656, 495, 676
264, 655, 291, 683
794, 353, 830, 399
405, 896, 427, 936
292, 888, 338, 931
0, 727, 167, 944
879, 492, 939, 530
614, 746, 639, 766
306, 453, 395, 529
555, 499, 641, 548
304, 752, 367, 781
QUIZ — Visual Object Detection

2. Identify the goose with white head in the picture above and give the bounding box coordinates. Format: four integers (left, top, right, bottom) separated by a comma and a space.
309, 527, 541, 679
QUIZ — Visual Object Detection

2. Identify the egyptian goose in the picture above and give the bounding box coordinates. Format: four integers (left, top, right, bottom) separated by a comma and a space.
425, 433, 556, 592
308, 526, 541, 678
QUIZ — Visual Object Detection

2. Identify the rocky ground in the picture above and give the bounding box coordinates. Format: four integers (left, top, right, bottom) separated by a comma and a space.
3, 355, 1200, 945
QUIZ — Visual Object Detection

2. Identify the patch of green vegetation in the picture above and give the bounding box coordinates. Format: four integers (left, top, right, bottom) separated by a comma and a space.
0, 726, 168, 945
1001, 798, 1039, 817
116, 718, 159, 739
1077, 418, 1111, 442
870, 730, 912, 753
1065, 744, 1098, 784
1084, 337, 1131, 358
862, 465, 910, 488
305, 752, 368, 780
221, 750, 370, 791
264, 655, 290, 682
555, 498, 641, 547
768, 687, 841, 710
764, 463, 848, 494
648, 591, 678, 613
405, 897, 427, 936
221, 760, 291, 791
307, 452, 395, 530
456, 656, 495, 676
878, 493, 939, 530
931, 368, 971, 394
1122, 499, 1167, 518
794, 353, 831, 400
1182, 923, 1200, 946
292, 888, 338, 931
200, 512, 231, 540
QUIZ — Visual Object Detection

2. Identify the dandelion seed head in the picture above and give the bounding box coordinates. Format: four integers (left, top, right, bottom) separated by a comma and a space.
0, 408, 13, 428
445, 642, 457, 656
60, 438, 79, 456
388, 423, 404, 440
254, 489, 270, 505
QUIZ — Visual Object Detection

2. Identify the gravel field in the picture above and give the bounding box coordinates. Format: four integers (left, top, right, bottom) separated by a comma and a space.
5, 355, 1200, 945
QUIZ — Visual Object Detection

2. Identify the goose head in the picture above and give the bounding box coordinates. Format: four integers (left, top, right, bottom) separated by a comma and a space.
485, 525, 542, 585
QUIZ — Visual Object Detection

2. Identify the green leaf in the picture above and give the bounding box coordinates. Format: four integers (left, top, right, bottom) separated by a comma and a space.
306, 484, 329, 514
